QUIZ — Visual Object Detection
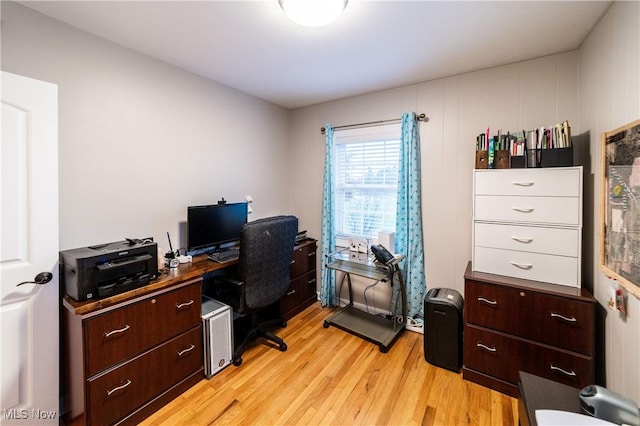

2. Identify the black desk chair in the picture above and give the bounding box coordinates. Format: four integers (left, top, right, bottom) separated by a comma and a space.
213, 215, 298, 366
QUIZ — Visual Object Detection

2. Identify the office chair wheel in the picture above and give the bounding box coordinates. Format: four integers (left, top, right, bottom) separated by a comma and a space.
279, 342, 287, 352
323, 321, 330, 328
233, 356, 243, 366
281, 320, 287, 328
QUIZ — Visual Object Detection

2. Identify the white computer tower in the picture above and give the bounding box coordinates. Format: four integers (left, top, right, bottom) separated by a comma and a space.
201, 296, 233, 378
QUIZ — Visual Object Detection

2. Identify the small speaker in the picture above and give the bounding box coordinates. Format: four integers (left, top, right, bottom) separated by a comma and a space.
378, 230, 395, 252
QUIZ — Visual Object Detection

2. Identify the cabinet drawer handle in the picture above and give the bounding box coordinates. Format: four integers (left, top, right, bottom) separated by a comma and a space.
512, 181, 534, 187
307, 278, 317, 284
550, 364, 576, 377
477, 297, 497, 305
476, 343, 497, 352
287, 289, 296, 296
175, 300, 194, 310
290, 259, 296, 264
510, 261, 533, 269
104, 324, 130, 338
308, 252, 316, 257
106, 379, 132, 396
177, 344, 195, 358
512, 207, 534, 213
550, 312, 577, 322
511, 236, 533, 243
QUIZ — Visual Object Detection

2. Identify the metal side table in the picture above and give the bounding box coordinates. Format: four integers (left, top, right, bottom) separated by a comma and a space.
323, 249, 406, 352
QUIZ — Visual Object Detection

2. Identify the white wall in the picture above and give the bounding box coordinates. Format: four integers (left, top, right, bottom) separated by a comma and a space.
1, 2, 292, 252
289, 52, 579, 304
578, 0, 640, 404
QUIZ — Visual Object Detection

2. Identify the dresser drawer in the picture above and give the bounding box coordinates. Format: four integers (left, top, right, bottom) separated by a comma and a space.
281, 271, 317, 317
475, 195, 580, 226
464, 325, 520, 384
86, 327, 202, 426
474, 222, 579, 257
474, 167, 581, 197
465, 325, 593, 390
473, 246, 578, 287
291, 242, 316, 279
525, 292, 594, 355
466, 279, 593, 354
85, 280, 201, 376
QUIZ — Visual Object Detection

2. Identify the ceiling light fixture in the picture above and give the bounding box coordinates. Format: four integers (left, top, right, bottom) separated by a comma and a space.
278, 0, 349, 27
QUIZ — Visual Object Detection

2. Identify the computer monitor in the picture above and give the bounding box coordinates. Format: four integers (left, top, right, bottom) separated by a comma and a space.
187, 202, 248, 254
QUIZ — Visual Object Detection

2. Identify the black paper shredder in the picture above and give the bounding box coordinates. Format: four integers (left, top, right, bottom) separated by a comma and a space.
423, 287, 464, 372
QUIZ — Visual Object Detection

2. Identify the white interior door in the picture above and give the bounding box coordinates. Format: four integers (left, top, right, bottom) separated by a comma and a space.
1, 71, 59, 424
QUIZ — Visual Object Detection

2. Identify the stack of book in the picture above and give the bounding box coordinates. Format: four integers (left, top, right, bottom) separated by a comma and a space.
475, 121, 573, 169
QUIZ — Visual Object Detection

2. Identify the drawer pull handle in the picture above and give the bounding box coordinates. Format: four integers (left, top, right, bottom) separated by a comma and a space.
177, 344, 195, 357
175, 300, 194, 310
287, 289, 296, 296
307, 279, 317, 284
477, 297, 497, 305
512, 207, 534, 213
511, 236, 533, 243
550, 364, 576, 377
510, 261, 533, 269
476, 343, 497, 352
308, 252, 316, 257
512, 181, 534, 187
290, 259, 296, 264
104, 324, 130, 338
107, 379, 132, 396
550, 312, 577, 322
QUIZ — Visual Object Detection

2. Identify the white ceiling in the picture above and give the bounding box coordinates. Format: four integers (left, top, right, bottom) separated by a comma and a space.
20, 0, 612, 110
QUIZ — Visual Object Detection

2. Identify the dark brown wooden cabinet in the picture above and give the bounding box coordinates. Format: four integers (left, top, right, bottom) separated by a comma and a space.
463, 262, 596, 397
63, 278, 204, 425
280, 238, 317, 320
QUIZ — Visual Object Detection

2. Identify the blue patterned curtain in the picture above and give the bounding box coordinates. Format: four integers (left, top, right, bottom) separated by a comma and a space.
394, 112, 426, 319
320, 124, 337, 306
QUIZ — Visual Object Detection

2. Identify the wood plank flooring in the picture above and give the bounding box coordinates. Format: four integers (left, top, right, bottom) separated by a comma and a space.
140, 302, 518, 425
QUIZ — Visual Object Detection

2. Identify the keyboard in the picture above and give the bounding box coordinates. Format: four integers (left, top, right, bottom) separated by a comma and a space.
207, 248, 240, 263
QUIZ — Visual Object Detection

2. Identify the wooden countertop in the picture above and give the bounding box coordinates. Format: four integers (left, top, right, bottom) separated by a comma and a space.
63, 255, 236, 316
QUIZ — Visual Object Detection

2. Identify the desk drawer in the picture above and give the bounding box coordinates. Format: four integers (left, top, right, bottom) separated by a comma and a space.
474, 222, 579, 257
474, 195, 580, 226
291, 243, 316, 279
85, 280, 201, 376
464, 325, 519, 384
473, 247, 578, 287
465, 325, 592, 390
474, 168, 581, 197
466, 279, 593, 354
86, 327, 202, 426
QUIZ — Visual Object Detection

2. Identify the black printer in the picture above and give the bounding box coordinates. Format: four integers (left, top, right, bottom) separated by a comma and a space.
60, 239, 159, 301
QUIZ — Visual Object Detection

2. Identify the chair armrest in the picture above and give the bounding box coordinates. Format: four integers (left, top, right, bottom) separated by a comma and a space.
211, 277, 246, 313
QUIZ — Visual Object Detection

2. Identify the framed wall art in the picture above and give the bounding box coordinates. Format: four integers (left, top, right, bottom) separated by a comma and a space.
600, 118, 640, 298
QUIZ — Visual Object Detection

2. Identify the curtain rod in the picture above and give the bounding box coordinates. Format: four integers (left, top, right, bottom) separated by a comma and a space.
320, 113, 428, 135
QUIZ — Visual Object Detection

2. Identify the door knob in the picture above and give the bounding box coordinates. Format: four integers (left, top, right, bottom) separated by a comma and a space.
17, 272, 53, 286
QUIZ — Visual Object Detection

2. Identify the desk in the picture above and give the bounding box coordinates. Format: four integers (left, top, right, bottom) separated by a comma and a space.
323, 250, 406, 353
518, 371, 582, 426
62, 255, 231, 426
62, 238, 317, 425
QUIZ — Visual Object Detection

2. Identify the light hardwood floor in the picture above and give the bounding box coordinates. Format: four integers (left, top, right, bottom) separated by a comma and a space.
140, 302, 518, 425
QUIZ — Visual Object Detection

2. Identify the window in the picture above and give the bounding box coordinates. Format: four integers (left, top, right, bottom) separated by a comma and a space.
333, 124, 401, 240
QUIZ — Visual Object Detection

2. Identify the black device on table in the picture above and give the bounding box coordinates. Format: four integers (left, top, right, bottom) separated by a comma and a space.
371, 244, 394, 264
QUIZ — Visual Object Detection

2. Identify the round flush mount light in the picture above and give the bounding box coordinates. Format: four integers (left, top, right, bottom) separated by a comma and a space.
278, 0, 349, 27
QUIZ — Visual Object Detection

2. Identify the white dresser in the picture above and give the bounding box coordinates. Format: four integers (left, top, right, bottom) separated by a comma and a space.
472, 166, 583, 287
